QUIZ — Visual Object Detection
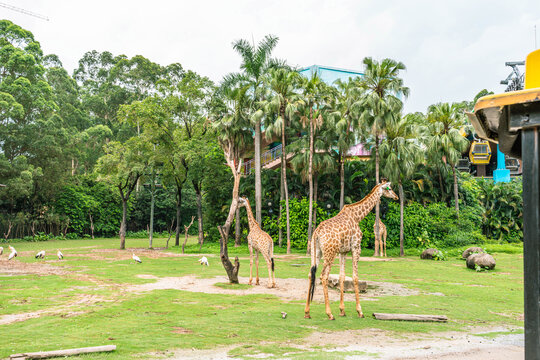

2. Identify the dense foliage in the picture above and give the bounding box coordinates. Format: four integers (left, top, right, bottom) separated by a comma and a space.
0, 21, 524, 249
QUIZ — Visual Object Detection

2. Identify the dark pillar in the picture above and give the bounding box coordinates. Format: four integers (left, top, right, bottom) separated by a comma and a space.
523, 127, 540, 359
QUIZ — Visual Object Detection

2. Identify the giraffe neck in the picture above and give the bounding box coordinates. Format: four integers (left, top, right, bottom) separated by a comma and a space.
243, 200, 260, 231
343, 184, 383, 223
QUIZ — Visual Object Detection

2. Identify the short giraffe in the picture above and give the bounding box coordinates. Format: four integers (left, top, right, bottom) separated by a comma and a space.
238, 197, 276, 288
305, 181, 398, 320
374, 219, 387, 257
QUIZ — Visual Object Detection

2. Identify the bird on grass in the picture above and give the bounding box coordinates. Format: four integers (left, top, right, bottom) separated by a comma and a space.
198, 256, 209, 266
0, 246, 3, 255
35, 250, 45, 259
57, 250, 63, 260
8, 246, 17, 261
132, 253, 142, 263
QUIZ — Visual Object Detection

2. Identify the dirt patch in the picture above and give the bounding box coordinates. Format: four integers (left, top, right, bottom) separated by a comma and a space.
171, 326, 193, 334
0, 259, 70, 277
127, 275, 417, 302
0, 293, 110, 325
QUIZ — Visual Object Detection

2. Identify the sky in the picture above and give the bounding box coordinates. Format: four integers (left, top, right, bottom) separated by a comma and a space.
2, 0, 539, 113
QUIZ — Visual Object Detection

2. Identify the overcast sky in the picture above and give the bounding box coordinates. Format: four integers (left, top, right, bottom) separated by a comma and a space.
2, 1, 539, 113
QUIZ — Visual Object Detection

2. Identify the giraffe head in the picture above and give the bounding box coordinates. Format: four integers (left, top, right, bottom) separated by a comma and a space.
238, 196, 249, 208
380, 181, 399, 200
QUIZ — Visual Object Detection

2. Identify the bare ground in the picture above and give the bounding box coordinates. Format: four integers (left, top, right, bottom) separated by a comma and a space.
163, 327, 523, 360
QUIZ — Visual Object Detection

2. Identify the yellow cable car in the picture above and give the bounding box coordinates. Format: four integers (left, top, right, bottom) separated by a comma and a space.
469, 140, 492, 164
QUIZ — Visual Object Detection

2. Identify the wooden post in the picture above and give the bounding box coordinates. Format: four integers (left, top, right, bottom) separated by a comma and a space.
10, 345, 116, 359
373, 313, 448, 322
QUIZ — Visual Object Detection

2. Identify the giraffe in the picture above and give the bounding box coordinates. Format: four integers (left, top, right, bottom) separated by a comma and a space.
374, 219, 388, 257
304, 181, 398, 320
238, 197, 276, 288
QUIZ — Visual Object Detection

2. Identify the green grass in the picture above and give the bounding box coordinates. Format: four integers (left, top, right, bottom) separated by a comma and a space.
0, 236, 524, 359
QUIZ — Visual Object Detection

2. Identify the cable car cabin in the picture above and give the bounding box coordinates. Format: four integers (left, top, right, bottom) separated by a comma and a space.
505, 157, 521, 175
456, 158, 471, 172
469, 140, 492, 164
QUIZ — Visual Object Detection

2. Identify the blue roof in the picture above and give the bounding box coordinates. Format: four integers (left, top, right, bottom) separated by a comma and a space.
298, 65, 364, 85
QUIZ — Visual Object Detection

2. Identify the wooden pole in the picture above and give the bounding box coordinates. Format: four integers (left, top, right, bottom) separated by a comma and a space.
373, 313, 448, 322
10, 345, 116, 359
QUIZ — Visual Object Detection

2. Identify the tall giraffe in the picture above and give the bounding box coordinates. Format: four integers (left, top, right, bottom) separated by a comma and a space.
238, 197, 276, 288
304, 181, 398, 320
374, 219, 388, 257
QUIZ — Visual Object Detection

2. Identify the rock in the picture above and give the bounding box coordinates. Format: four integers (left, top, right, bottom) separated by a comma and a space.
421, 248, 440, 260
466, 253, 496, 270
319, 274, 367, 292
462, 247, 485, 259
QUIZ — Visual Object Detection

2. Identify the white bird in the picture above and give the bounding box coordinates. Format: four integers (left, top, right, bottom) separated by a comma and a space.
281, 312, 287, 319
35, 250, 45, 259
132, 253, 142, 263
0, 246, 3, 255
57, 250, 63, 260
8, 245, 15, 252
198, 256, 209, 266
8, 247, 17, 261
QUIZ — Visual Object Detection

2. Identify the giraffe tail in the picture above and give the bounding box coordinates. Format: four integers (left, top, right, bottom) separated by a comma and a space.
307, 231, 319, 304
308, 264, 317, 304
271, 258, 274, 272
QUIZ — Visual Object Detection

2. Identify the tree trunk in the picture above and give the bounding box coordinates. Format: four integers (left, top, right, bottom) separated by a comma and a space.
193, 181, 204, 248
452, 165, 459, 218
148, 171, 155, 249
313, 173, 318, 229
307, 108, 314, 255
182, 216, 195, 254
374, 138, 380, 256
234, 206, 241, 247
399, 181, 404, 257
175, 187, 182, 246
278, 164, 284, 247
255, 119, 262, 225
218, 167, 242, 283
340, 152, 345, 210
120, 198, 127, 250
281, 107, 291, 254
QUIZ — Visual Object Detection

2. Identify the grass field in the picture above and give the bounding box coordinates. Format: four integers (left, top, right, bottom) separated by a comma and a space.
0, 237, 524, 359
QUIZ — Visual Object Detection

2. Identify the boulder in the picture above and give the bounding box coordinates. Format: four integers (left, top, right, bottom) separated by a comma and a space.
462, 247, 485, 259
320, 274, 367, 292
466, 253, 496, 270
421, 248, 440, 260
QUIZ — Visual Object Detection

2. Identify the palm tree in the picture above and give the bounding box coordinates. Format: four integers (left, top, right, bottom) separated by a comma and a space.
332, 78, 364, 209
261, 68, 302, 253
357, 57, 409, 256
297, 74, 334, 250
223, 34, 282, 226
212, 84, 253, 283
379, 113, 424, 256
426, 102, 469, 217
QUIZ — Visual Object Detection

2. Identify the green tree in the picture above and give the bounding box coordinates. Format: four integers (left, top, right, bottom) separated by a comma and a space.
223, 34, 282, 226
95, 138, 149, 249
379, 113, 423, 255
357, 57, 409, 256
260, 68, 302, 253
212, 83, 253, 283
426, 102, 469, 217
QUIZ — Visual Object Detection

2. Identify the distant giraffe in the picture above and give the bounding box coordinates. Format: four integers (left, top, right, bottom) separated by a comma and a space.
238, 197, 276, 288
305, 181, 398, 320
374, 219, 388, 257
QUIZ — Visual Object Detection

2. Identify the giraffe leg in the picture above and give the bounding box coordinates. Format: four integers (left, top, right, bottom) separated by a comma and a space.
321, 257, 335, 320
339, 253, 346, 317
263, 254, 274, 288
352, 247, 364, 318
383, 232, 387, 257
248, 244, 254, 285
255, 251, 260, 285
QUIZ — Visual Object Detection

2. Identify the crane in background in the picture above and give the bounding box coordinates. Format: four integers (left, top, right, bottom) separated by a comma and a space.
0, 2, 49, 21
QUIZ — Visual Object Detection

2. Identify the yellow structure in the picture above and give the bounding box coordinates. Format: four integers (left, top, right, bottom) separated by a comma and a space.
525, 49, 540, 89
